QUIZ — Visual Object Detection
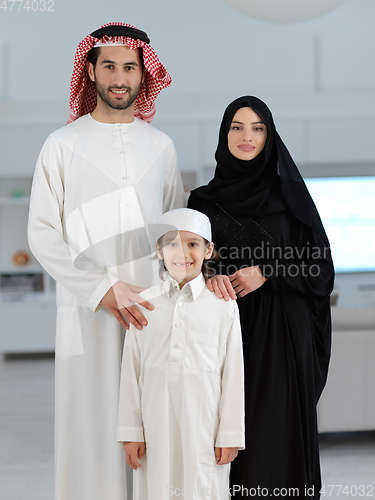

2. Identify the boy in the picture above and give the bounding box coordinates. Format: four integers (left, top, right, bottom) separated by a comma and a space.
117, 209, 245, 499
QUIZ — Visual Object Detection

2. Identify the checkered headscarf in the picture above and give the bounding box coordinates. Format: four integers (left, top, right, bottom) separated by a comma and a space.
67, 22, 172, 124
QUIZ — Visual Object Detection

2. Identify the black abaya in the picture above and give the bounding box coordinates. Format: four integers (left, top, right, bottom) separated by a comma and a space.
188, 95, 334, 498
188, 194, 334, 499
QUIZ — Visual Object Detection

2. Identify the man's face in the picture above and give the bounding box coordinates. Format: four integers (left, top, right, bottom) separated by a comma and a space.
87, 45, 144, 112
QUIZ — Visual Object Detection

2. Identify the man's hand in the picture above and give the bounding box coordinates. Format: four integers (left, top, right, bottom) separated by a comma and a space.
123, 442, 146, 470
214, 446, 239, 465
207, 275, 237, 301
101, 281, 154, 330
229, 266, 267, 298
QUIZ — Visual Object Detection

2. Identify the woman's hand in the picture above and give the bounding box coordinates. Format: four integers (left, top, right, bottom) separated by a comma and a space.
229, 266, 267, 298
207, 275, 237, 301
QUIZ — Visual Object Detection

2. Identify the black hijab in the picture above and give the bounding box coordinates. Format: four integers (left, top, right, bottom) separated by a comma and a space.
191, 96, 329, 244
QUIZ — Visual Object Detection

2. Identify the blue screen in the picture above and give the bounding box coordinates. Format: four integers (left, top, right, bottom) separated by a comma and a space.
304, 176, 375, 273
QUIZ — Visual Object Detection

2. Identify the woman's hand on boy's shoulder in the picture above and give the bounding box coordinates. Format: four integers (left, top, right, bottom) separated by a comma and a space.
207, 275, 237, 301
123, 441, 146, 470
214, 446, 239, 465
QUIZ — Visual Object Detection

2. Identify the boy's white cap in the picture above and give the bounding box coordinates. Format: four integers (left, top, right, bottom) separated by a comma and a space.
157, 208, 212, 242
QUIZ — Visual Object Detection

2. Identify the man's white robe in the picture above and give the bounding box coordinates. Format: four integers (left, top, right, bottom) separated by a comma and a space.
27, 114, 185, 500
117, 274, 245, 500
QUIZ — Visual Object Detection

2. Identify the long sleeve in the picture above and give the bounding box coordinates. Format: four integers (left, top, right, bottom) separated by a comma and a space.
215, 302, 245, 450
259, 222, 334, 299
27, 134, 117, 311
117, 327, 144, 443
259, 220, 334, 400
162, 142, 186, 212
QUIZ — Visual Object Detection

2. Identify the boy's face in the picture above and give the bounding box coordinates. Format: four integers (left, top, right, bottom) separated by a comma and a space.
157, 231, 213, 289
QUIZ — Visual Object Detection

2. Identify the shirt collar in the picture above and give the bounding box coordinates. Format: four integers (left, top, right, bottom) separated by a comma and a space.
165, 273, 206, 301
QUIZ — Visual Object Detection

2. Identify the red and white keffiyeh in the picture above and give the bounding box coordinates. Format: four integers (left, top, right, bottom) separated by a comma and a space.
67, 22, 172, 124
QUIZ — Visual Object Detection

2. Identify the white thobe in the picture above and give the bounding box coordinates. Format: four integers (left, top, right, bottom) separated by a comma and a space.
27, 114, 185, 500
117, 273, 245, 500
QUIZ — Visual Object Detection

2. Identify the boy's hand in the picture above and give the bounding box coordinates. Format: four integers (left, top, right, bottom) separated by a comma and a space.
214, 446, 239, 465
123, 441, 146, 470
101, 281, 154, 330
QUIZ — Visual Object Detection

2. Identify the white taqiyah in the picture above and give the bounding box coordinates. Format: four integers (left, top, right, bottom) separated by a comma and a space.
157, 208, 212, 242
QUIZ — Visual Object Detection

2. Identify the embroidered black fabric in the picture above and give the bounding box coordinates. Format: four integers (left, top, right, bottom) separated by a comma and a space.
208, 205, 280, 278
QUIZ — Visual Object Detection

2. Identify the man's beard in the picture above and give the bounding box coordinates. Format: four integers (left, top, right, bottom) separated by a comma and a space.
95, 80, 142, 111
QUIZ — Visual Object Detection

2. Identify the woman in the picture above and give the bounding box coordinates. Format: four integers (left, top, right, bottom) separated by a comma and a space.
188, 96, 334, 499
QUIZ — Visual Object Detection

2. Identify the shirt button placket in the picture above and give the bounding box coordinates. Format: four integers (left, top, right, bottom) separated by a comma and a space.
168, 304, 184, 386
118, 126, 128, 188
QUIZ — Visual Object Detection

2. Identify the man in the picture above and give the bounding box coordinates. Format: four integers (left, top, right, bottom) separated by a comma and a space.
28, 23, 185, 500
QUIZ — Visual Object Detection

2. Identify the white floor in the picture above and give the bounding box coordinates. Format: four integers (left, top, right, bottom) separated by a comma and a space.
319, 432, 375, 499
0, 357, 374, 500
0, 357, 54, 500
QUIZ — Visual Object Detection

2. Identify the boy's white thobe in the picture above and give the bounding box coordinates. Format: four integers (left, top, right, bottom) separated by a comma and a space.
27, 114, 185, 500
117, 273, 245, 500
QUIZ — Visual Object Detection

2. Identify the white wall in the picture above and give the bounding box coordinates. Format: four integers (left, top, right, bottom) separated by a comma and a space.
1, 0, 375, 173
1, 0, 375, 99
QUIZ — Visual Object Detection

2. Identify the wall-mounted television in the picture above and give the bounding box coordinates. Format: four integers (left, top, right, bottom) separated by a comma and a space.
304, 176, 375, 273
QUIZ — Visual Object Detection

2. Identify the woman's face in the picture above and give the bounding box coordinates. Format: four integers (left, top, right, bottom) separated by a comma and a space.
227, 107, 267, 161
